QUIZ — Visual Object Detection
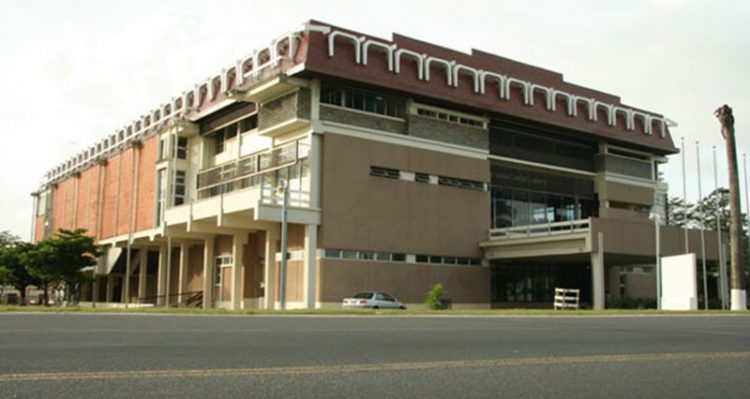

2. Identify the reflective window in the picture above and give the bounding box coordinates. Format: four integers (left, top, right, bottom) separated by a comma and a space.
490, 164, 596, 228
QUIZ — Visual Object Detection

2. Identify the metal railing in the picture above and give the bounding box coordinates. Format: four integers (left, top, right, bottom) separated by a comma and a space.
488, 218, 591, 240
197, 140, 306, 195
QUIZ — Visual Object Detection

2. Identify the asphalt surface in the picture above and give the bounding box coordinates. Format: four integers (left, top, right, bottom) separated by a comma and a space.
1, 313, 749, 398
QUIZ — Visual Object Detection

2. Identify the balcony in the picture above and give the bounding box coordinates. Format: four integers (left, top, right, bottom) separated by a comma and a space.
164, 139, 319, 230
481, 219, 591, 260
488, 219, 591, 240
197, 140, 306, 198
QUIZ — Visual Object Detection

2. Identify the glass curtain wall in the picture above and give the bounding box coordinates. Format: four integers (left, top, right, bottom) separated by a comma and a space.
490, 164, 596, 228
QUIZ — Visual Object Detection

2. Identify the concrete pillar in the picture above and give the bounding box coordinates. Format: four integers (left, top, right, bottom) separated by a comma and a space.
92, 276, 99, 304
157, 244, 168, 306
138, 249, 148, 303
303, 225, 317, 309
591, 232, 605, 310
122, 248, 132, 305
263, 226, 279, 310
202, 237, 215, 309
106, 275, 114, 303
231, 233, 247, 310
179, 243, 189, 302
165, 237, 172, 307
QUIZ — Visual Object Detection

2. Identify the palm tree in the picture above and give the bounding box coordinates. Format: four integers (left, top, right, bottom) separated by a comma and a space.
715, 104, 747, 310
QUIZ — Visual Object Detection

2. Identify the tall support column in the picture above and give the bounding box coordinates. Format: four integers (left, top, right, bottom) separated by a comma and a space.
179, 243, 189, 303
303, 225, 318, 309
165, 237, 172, 308
138, 249, 148, 303
263, 226, 279, 310
231, 233, 247, 310
157, 243, 168, 306
123, 246, 132, 306
106, 275, 114, 303
591, 232, 605, 310
202, 236, 215, 310
92, 276, 99, 305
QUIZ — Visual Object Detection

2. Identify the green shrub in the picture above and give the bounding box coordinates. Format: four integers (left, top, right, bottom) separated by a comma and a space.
425, 283, 445, 310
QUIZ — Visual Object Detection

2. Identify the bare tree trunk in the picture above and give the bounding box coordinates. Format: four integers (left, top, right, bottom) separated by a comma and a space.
716, 105, 747, 310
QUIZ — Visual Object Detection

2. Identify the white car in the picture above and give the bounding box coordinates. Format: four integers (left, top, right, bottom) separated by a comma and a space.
342, 292, 406, 310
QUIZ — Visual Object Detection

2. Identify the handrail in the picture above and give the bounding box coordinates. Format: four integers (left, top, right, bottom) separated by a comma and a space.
489, 218, 591, 240
197, 141, 304, 192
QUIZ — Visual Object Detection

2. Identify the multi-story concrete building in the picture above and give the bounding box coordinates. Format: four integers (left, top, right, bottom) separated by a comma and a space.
31, 21, 722, 310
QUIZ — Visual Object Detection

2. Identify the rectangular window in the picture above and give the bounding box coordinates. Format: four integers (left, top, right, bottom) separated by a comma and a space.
155, 168, 167, 225
325, 249, 342, 258
358, 251, 375, 261
416, 255, 429, 263
415, 106, 485, 128
320, 85, 342, 106
215, 130, 225, 154
240, 114, 258, 132
173, 170, 186, 206
320, 84, 404, 118
370, 166, 400, 179
158, 138, 168, 161
375, 252, 391, 262
214, 256, 233, 286
225, 124, 238, 140
176, 137, 188, 159
415, 173, 431, 183
391, 253, 406, 262
438, 176, 485, 191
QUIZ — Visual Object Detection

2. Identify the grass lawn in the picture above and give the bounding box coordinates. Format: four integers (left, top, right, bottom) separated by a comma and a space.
1, 305, 747, 316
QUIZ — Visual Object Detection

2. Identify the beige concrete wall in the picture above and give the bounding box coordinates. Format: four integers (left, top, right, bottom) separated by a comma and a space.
214, 235, 232, 256
591, 218, 723, 261
318, 259, 490, 304
276, 260, 303, 302
603, 181, 654, 206
320, 134, 489, 257
187, 246, 204, 293
243, 232, 265, 299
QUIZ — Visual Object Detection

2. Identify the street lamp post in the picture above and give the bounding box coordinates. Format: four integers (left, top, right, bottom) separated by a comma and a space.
649, 212, 662, 310
277, 180, 289, 311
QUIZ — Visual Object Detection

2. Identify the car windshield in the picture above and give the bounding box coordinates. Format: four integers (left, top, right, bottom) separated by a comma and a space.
352, 292, 373, 299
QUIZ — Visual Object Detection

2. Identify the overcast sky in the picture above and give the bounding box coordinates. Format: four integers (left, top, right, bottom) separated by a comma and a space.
1, 0, 748, 240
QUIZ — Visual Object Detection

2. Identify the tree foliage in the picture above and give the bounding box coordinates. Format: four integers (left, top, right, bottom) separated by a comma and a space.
0, 242, 40, 304
668, 188, 749, 273
20, 228, 100, 305
0, 232, 40, 304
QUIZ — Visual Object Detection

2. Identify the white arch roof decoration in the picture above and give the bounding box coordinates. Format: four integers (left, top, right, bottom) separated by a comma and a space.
331, 28, 677, 138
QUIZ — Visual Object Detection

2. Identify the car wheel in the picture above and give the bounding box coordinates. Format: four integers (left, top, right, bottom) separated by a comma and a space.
372, 306, 379, 310
399, 306, 406, 310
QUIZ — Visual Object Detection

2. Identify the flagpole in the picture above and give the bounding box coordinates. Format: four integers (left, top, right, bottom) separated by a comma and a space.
713, 146, 727, 309
682, 137, 689, 252
696, 141, 709, 310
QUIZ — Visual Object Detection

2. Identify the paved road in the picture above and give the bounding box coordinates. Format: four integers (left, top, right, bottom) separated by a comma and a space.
1, 313, 749, 398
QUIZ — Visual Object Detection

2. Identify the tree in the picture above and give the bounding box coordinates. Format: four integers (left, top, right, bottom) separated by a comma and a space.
667, 196, 701, 229
715, 104, 746, 310
0, 241, 40, 305
21, 228, 100, 306
0, 266, 11, 299
667, 188, 750, 276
